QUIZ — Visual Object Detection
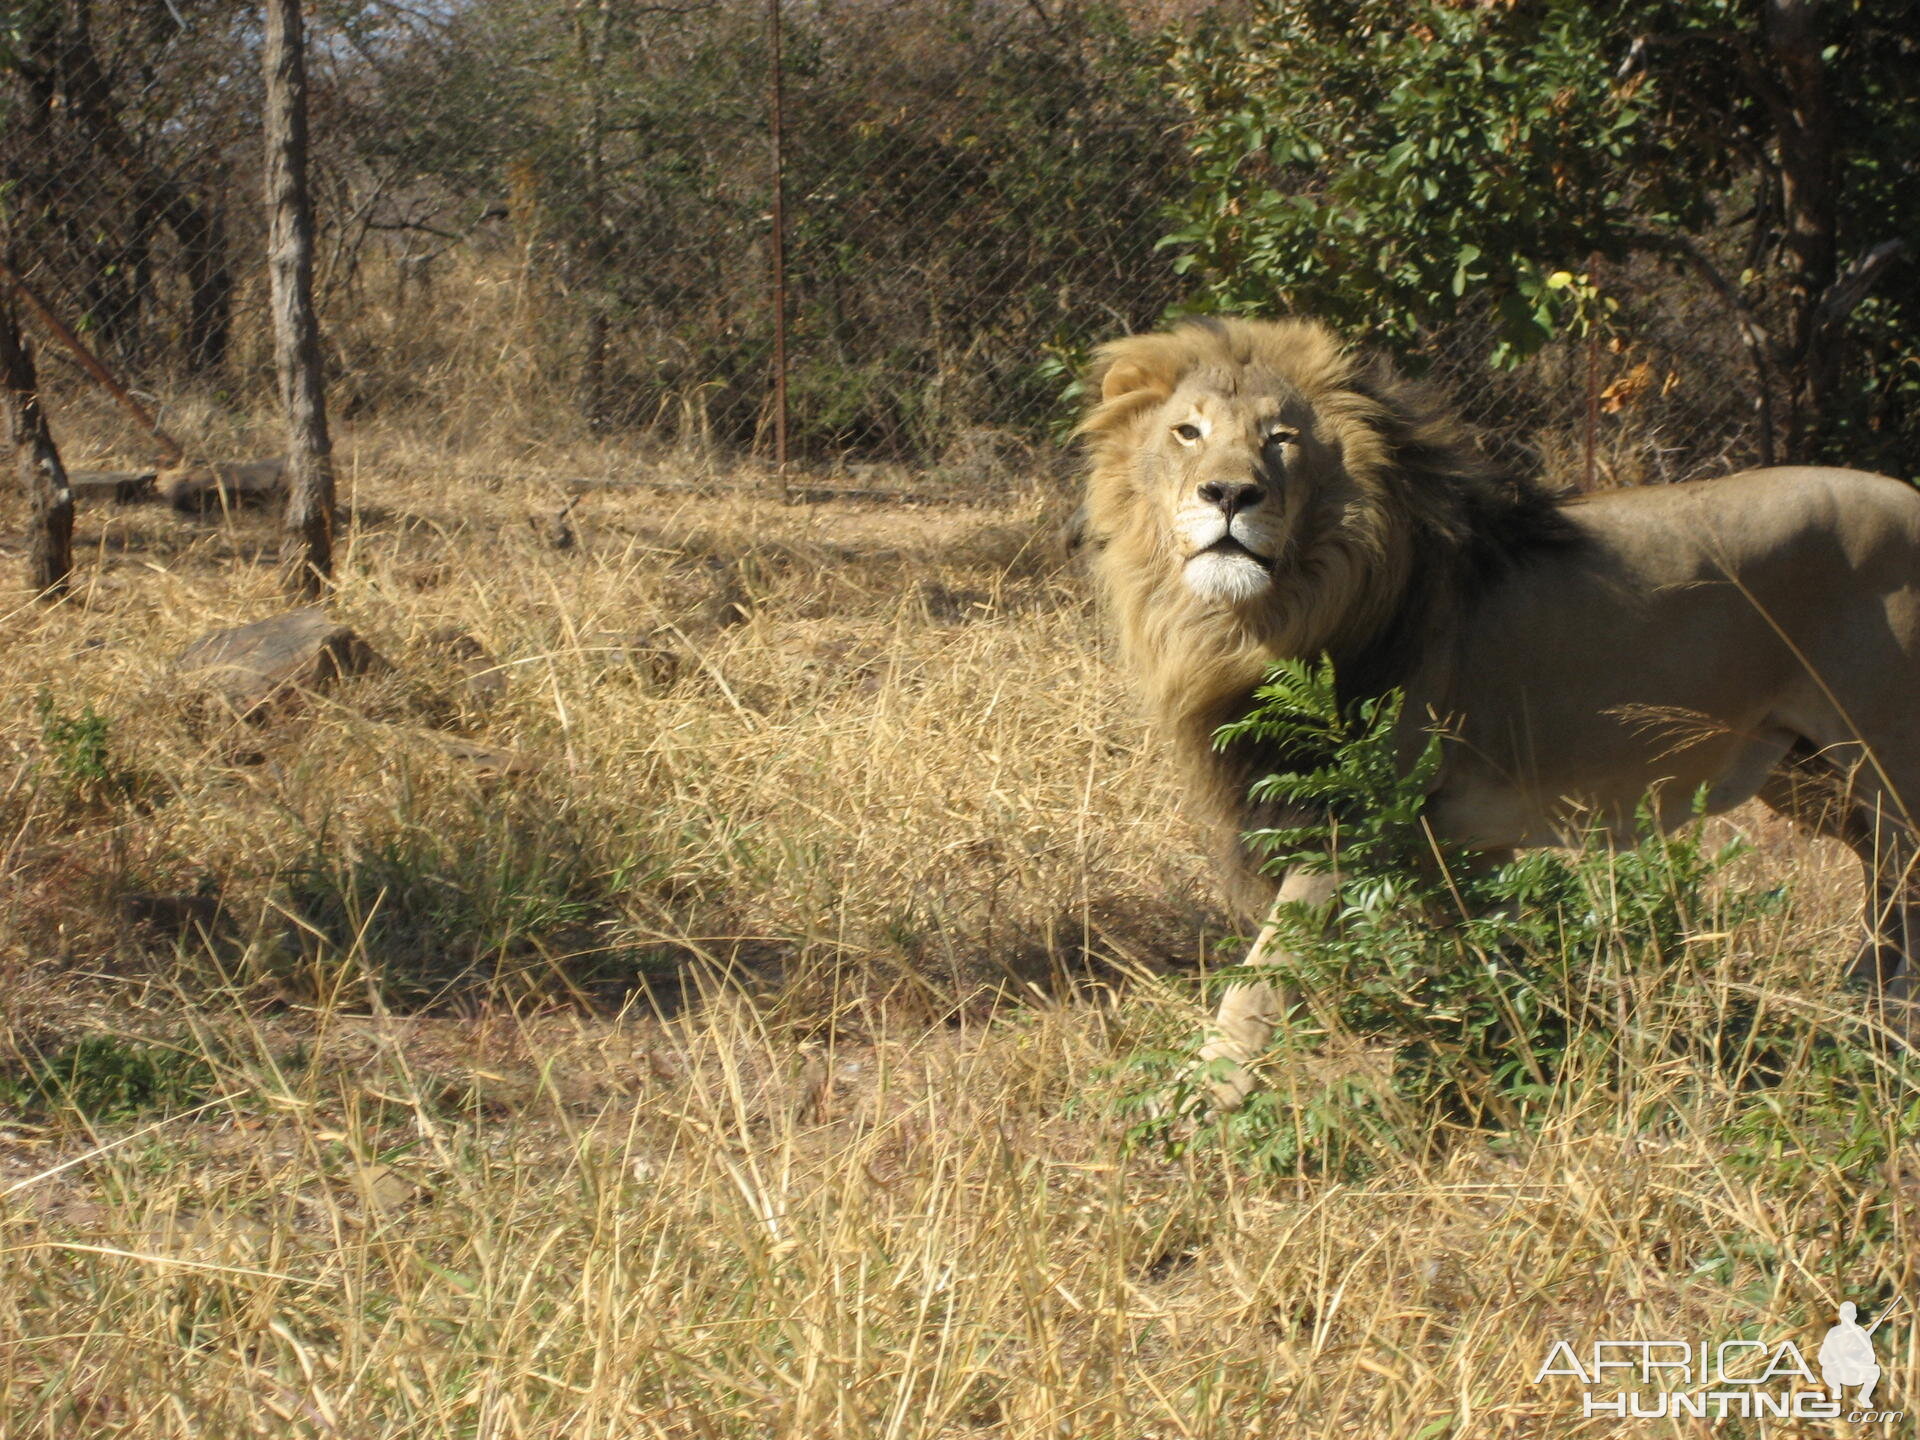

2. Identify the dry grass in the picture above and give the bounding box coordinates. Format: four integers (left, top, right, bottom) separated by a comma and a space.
1, 406, 1916, 1437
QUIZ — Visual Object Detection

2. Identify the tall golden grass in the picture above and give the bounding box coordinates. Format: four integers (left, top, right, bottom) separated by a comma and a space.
1, 393, 1913, 1436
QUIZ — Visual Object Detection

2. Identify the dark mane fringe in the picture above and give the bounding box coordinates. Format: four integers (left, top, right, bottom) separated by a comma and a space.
1329, 358, 1583, 707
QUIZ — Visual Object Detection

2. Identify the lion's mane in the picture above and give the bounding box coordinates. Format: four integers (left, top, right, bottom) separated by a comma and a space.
1077, 317, 1578, 916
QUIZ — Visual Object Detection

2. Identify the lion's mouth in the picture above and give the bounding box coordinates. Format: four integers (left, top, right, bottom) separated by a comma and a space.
1183, 533, 1277, 602
1197, 535, 1274, 571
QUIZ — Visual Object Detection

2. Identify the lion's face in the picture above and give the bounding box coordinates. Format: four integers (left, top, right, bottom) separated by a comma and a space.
1078, 320, 1411, 735
1126, 371, 1340, 606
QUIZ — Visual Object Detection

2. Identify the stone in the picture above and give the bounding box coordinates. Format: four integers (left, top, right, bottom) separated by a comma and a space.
118, 891, 223, 936
411, 729, 534, 777
174, 607, 390, 722
531, 499, 578, 550
698, 567, 752, 631
420, 626, 506, 711
583, 629, 688, 688
68, 470, 158, 505
357, 1163, 431, 1216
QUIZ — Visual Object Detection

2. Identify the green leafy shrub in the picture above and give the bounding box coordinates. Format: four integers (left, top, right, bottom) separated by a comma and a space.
1164, 2, 1656, 361
1121, 659, 1784, 1173
0, 1035, 214, 1123
1164, 0, 1920, 468
36, 691, 137, 804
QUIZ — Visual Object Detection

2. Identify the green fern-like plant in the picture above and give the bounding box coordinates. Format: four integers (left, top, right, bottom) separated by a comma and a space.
1120, 658, 1777, 1173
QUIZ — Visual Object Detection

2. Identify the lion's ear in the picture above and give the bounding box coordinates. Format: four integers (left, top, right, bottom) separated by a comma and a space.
1083, 336, 1183, 435
1099, 354, 1167, 403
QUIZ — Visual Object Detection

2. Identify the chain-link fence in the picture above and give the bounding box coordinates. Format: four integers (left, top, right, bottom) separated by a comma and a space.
2, 0, 1758, 487
1428, 255, 1763, 490
0, 4, 254, 387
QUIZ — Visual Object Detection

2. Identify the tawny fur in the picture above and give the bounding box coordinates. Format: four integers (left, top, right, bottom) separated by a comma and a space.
1078, 317, 1572, 917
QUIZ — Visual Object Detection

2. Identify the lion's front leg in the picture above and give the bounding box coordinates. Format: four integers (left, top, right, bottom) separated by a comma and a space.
1197, 867, 1339, 1111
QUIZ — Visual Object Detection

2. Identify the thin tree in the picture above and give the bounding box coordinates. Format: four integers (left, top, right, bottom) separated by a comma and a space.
263, 0, 334, 599
0, 290, 74, 598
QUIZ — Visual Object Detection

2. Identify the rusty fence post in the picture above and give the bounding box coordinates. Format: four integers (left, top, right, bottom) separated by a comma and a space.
768, 0, 789, 483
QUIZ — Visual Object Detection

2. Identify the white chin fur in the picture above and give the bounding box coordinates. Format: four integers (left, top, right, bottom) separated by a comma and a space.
1183, 549, 1272, 603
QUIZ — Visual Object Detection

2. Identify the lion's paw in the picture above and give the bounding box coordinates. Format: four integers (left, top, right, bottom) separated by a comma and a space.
1193, 1041, 1261, 1112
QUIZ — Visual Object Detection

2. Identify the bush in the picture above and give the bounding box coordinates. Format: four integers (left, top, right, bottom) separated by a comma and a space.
1121, 659, 1788, 1174
36, 691, 137, 805
0, 1034, 215, 1123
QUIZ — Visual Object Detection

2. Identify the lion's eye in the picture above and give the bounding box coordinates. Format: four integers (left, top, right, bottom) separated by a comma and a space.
1264, 427, 1299, 448
1172, 422, 1203, 445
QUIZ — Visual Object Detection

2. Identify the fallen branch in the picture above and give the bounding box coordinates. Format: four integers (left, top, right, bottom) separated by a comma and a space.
0, 257, 187, 467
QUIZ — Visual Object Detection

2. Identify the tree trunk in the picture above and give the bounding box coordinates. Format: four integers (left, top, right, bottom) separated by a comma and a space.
574, 0, 614, 431
1760, 0, 1837, 456
0, 294, 75, 598
182, 200, 233, 375
263, 0, 335, 600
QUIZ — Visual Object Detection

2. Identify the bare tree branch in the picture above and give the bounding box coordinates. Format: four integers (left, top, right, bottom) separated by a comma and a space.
1813, 239, 1909, 342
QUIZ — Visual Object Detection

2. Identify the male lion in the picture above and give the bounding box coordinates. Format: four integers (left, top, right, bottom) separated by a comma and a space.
1078, 317, 1920, 1108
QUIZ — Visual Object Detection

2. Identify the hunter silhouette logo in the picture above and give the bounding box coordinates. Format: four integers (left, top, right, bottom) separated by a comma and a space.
1533, 1299, 1907, 1423
1820, 1302, 1886, 1407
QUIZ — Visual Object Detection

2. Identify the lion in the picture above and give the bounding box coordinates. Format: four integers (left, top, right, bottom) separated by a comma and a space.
1077, 316, 1920, 1108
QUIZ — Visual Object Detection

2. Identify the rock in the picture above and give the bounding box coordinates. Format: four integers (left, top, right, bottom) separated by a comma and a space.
698, 567, 753, 631
532, 498, 579, 550
118, 891, 223, 936
160, 458, 287, 514
420, 626, 506, 711
357, 1163, 431, 1216
174, 607, 390, 722
915, 580, 990, 623
583, 630, 688, 688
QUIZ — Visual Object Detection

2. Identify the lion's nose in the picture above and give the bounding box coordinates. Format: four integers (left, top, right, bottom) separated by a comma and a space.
1197, 479, 1266, 517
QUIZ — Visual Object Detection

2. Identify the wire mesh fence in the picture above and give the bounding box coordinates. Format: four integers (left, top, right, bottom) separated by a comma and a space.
1428, 258, 1764, 491
2, 0, 1759, 489
0, 4, 253, 387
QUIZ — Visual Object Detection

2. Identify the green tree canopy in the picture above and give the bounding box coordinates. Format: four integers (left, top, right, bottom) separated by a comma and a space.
1165, 0, 1918, 470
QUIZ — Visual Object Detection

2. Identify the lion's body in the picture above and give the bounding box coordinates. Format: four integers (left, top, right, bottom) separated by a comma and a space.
1432, 466, 1920, 848
1078, 318, 1920, 1105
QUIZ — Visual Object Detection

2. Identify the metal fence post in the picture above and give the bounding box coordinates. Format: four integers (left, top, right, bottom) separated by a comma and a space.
768, 0, 789, 479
